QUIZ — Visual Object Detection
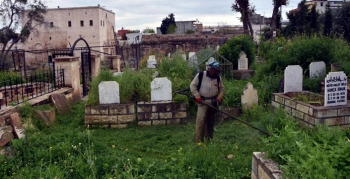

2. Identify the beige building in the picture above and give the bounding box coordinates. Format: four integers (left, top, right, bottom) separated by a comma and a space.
21, 5, 116, 63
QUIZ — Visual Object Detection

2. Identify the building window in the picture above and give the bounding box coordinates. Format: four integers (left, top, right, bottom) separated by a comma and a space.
50, 22, 54, 27
68, 21, 71, 27
90, 20, 93, 26
106, 13, 107, 18
80, 20, 84, 26
103, 21, 104, 26
50, 37, 52, 40
101, 20, 102, 26
321, 2, 323, 6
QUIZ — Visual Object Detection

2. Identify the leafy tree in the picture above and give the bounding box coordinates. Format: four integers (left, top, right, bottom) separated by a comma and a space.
323, 3, 333, 37
283, 0, 310, 37
186, 30, 195, 34
160, 13, 176, 34
271, 0, 289, 36
142, 27, 155, 33
232, 0, 255, 37
309, 4, 319, 34
166, 23, 176, 34
334, 1, 350, 42
0, 0, 47, 69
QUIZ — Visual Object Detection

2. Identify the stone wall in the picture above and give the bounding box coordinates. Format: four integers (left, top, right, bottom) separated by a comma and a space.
251, 152, 282, 179
271, 92, 350, 128
84, 101, 188, 128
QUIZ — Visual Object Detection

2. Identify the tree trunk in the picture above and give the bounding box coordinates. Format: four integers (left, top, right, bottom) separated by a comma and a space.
271, 6, 280, 32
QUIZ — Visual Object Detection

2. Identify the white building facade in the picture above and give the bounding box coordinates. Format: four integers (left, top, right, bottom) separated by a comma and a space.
21, 6, 116, 62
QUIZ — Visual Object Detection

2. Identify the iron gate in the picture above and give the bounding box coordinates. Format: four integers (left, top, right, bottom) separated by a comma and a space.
81, 51, 91, 96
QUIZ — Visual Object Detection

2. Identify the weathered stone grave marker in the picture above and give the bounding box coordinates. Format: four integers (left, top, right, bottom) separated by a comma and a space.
50, 93, 71, 114
151, 77, 172, 102
99, 81, 120, 104
238, 51, 248, 70
147, 55, 157, 68
324, 71, 347, 106
284, 65, 303, 93
241, 82, 258, 110
310, 61, 326, 78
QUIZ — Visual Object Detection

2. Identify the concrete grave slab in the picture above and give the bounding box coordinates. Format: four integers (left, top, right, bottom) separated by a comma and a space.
284, 65, 303, 93
10, 113, 25, 139
151, 77, 172, 102
50, 93, 71, 114
34, 109, 56, 126
98, 81, 120, 104
0, 126, 14, 147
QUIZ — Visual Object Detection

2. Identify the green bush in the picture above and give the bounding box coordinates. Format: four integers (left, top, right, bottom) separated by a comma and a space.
218, 35, 255, 69
0, 71, 24, 87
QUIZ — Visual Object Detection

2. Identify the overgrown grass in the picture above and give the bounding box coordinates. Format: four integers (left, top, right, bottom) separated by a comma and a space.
1, 101, 268, 179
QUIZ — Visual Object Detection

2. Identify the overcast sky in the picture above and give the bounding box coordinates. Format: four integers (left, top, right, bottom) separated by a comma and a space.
46, 0, 301, 31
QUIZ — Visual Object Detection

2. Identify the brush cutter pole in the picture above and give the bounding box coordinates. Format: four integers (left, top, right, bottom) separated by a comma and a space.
177, 88, 270, 137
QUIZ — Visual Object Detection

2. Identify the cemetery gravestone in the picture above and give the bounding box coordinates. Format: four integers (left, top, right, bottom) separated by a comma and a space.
284, 65, 303, 93
238, 51, 248, 70
310, 61, 326, 78
241, 82, 258, 110
147, 55, 157, 68
189, 52, 197, 68
324, 71, 347, 107
181, 54, 186, 60
99, 81, 120, 104
151, 77, 172, 102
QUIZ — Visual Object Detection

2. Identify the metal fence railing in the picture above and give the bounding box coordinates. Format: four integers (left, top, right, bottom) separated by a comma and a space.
0, 69, 65, 109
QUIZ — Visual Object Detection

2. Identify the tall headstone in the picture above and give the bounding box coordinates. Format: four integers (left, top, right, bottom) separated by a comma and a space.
241, 82, 258, 110
99, 81, 120, 104
284, 65, 303, 93
147, 55, 157, 68
151, 77, 172, 102
309, 61, 326, 78
238, 51, 248, 70
189, 52, 197, 68
324, 71, 347, 106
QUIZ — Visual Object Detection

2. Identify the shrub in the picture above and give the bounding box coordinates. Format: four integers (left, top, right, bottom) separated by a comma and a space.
218, 35, 255, 69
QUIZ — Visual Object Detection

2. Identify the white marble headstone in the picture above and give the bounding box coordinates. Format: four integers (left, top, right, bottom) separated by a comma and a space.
238, 51, 248, 70
189, 53, 197, 68
284, 65, 303, 93
310, 61, 326, 78
151, 77, 172, 102
147, 55, 157, 68
324, 71, 347, 106
99, 81, 120, 104
189, 52, 195, 59
241, 82, 258, 110
181, 54, 186, 60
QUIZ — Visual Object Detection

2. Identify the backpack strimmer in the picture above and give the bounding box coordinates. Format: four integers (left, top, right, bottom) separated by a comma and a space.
197, 71, 221, 92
